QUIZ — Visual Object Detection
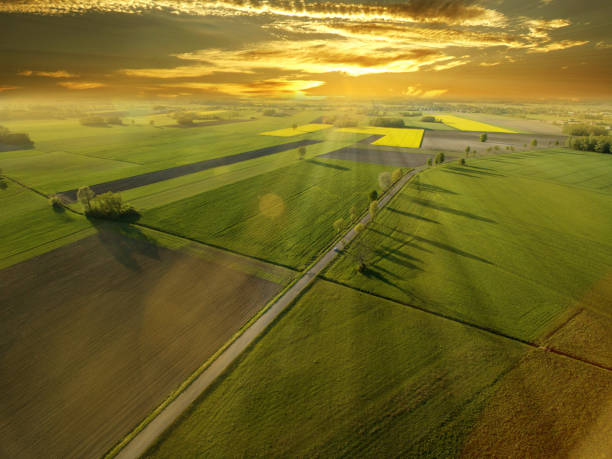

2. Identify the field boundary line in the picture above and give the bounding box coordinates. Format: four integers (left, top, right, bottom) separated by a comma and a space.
109, 166, 421, 459
319, 277, 612, 373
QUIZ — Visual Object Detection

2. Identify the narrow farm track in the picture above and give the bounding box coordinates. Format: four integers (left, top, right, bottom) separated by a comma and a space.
112, 168, 421, 459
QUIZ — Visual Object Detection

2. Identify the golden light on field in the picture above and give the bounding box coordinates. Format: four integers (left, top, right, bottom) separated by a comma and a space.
258, 193, 285, 219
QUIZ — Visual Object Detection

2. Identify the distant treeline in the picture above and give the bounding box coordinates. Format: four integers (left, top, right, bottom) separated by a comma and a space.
0, 125, 34, 148
370, 117, 405, 128
80, 115, 124, 127
568, 136, 612, 154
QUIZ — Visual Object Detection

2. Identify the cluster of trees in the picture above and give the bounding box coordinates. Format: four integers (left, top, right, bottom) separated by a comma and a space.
319, 115, 358, 127
262, 108, 288, 117
402, 111, 422, 117
0, 125, 34, 148
77, 186, 139, 220
420, 115, 439, 123
563, 124, 608, 137
370, 117, 405, 128
568, 136, 612, 154
80, 115, 124, 127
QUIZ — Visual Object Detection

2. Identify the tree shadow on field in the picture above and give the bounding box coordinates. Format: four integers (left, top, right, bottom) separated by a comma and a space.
387, 207, 440, 224
91, 220, 160, 271
440, 169, 481, 179
408, 181, 459, 195
413, 234, 494, 265
370, 225, 433, 254
449, 165, 505, 177
305, 159, 350, 171
402, 196, 497, 224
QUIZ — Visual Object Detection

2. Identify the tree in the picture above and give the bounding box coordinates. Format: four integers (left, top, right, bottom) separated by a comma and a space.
434, 152, 445, 165
298, 146, 306, 160
427, 157, 433, 167
369, 201, 378, 219
465, 146, 471, 154
49, 194, 64, 210
77, 186, 95, 211
87, 192, 139, 220
292, 123, 298, 130
460, 158, 466, 166
355, 223, 365, 234
149, 120, 155, 126
350, 205, 358, 221
420, 115, 437, 122
531, 139, 538, 147
369, 190, 378, 201
480, 133, 488, 142
333, 218, 344, 233
391, 168, 403, 183
378, 171, 391, 190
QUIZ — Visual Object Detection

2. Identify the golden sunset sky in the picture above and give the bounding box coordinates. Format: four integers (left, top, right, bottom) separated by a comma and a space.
0, 0, 610, 100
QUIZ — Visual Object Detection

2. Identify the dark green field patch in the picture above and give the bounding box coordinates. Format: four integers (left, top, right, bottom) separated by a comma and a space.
325, 149, 612, 343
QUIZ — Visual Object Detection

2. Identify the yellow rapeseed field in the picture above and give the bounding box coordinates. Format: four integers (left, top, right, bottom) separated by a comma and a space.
435, 115, 517, 133
338, 127, 424, 148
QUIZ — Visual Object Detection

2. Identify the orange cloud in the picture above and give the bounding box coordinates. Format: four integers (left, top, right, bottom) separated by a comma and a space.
0, 1, 507, 26
158, 79, 324, 96
19, 69, 79, 78
58, 81, 106, 89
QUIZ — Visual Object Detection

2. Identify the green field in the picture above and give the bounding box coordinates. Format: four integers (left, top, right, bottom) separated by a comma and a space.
0, 179, 94, 268
142, 157, 394, 269
146, 280, 527, 458
325, 149, 612, 341
0, 111, 330, 194
146, 148, 612, 458
146, 279, 612, 458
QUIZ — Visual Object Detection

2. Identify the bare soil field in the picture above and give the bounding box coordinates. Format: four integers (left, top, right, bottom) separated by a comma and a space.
421, 130, 566, 152
461, 349, 612, 458
459, 113, 564, 135
320, 145, 430, 167
0, 226, 289, 458
59, 139, 322, 201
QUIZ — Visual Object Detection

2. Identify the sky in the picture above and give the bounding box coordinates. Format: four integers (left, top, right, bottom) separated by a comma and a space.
0, 0, 611, 101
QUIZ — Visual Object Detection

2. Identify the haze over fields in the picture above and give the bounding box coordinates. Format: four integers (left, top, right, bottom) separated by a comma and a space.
1, 1, 611, 459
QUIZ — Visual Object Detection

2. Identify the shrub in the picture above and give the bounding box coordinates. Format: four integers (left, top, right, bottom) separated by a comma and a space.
434, 152, 445, 164
480, 133, 488, 142
369, 190, 378, 201
77, 186, 96, 211
0, 125, 34, 147
563, 124, 608, 136
460, 158, 466, 166
86, 192, 140, 220
420, 115, 437, 123
354, 223, 365, 233
378, 171, 391, 190
465, 146, 471, 154
391, 168, 403, 183
49, 195, 64, 209
369, 201, 378, 218
333, 218, 345, 233
349, 205, 358, 221
298, 146, 306, 159
427, 157, 433, 166
531, 139, 538, 147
